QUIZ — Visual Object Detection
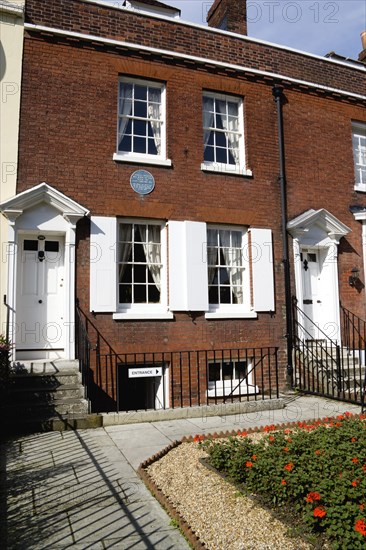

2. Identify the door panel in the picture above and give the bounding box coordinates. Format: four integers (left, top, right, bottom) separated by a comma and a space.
16, 236, 65, 351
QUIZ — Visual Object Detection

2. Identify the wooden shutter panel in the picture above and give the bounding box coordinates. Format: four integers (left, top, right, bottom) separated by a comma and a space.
169, 221, 208, 311
90, 216, 117, 312
250, 228, 275, 312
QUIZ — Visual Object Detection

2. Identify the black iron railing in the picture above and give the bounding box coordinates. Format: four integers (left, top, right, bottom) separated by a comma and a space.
293, 298, 366, 409
75, 303, 280, 413
340, 305, 366, 412
1, 295, 12, 408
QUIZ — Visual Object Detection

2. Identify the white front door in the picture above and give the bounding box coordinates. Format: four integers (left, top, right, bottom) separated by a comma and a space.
301, 248, 338, 341
16, 235, 65, 356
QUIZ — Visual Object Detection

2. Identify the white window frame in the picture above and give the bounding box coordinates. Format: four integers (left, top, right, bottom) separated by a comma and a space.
201, 91, 251, 176
207, 358, 258, 397
353, 121, 366, 192
205, 224, 256, 319
113, 77, 171, 167
113, 218, 173, 320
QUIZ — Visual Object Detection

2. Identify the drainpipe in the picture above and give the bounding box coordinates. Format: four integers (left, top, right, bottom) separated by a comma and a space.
272, 84, 293, 387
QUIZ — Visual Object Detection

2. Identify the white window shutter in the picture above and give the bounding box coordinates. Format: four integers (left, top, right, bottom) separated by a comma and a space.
169, 221, 208, 311
90, 216, 117, 312
250, 228, 275, 312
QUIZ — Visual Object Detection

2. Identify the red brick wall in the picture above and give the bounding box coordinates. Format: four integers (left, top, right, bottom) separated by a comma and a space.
24, 0, 366, 96
16, 1, 366, 405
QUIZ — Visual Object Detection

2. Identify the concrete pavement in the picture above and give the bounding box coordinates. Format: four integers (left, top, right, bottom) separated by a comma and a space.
1, 395, 363, 549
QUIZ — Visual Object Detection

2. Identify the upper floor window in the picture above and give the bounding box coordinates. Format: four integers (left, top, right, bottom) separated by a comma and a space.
202, 92, 247, 175
353, 122, 366, 191
114, 78, 171, 166
207, 225, 250, 313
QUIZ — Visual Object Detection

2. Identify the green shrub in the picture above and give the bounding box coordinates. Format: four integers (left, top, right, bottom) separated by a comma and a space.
200, 414, 366, 548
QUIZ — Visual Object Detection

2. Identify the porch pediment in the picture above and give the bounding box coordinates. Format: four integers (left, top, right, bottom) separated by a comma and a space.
287, 209, 350, 243
0, 182, 89, 224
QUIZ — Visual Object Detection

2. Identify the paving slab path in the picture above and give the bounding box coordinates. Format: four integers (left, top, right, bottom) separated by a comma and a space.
1, 395, 362, 549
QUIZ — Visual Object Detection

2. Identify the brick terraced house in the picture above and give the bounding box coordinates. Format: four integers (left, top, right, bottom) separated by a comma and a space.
1, 0, 366, 417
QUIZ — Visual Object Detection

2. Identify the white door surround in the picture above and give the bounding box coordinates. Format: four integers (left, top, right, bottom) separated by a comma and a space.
288, 209, 351, 342
0, 182, 89, 360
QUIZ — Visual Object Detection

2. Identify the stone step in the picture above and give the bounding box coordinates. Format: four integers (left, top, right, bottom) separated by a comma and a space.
9, 384, 85, 401
10, 359, 80, 374
8, 398, 90, 416
9, 370, 82, 387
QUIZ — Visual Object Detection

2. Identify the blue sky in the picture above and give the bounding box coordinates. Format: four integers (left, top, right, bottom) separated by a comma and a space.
171, 0, 366, 59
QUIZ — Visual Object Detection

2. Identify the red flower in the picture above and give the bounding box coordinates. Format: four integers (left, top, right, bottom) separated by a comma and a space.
264, 424, 276, 432
352, 437, 357, 443
345, 411, 353, 417
281, 479, 286, 486
252, 455, 257, 460
246, 461, 253, 468
287, 437, 293, 443
355, 519, 366, 536
284, 462, 294, 472
305, 492, 321, 503
314, 506, 327, 518
362, 465, 366, 472
269, 435, 275, 442
283, 447, 289, 452
193, 434, 204, 442
238, 431, 248, 437
360, 504, 365, 512
336, 422, 342, 427
315, 449, 321, 455
337, 414, 345, 420
352, 480, 358, 487
352, 457, 359, 464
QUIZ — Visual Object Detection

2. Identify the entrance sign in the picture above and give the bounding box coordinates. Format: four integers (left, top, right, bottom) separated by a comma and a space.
130, 170, 155, 195
128, 367, 162, 378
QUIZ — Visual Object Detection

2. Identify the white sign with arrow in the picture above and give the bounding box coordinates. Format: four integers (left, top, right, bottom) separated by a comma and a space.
128, 367, 162, 378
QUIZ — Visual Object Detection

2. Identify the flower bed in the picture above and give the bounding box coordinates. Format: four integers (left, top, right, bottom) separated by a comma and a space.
200, 414, 366, 549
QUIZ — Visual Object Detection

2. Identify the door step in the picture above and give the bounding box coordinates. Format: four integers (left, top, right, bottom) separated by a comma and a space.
5, 359, 90, 434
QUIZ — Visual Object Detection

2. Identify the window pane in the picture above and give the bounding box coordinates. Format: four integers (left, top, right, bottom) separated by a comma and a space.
215, 131, 227, 148
203, 96, 214, 112
222, 361, 233, 380
119, 224, 132, 242
24, 240, 38, 251
209, 362, 220, 382
134, 85, 147, 101
227, 102, 238, 116
216, 147, 227, 164
134, 120, 147, 136
134, 101, 147, 118
148, 138, 158, 155
118, 134, 131, 153
136, 225, 146, 242
148, 285, 160, 303
220, 286, 230, 303
204, 145, 214, 162
133, 136, 146, 154
219, 267, 229, 285
119, 285, 132, 303
134, 243, 146, 263
134, 285, 146, 303
148, 87, 161, 104
209, 286, 219, 303
45, 241, 59, 252
134, 264, 146, 284
236, 361, 247, 380
120, 264, 132, 284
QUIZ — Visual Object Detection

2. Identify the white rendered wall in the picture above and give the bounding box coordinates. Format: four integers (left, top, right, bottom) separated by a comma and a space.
0, 1, 25, 333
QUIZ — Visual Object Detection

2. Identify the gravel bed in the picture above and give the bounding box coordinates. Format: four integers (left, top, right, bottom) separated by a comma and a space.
146, 441, 312, 550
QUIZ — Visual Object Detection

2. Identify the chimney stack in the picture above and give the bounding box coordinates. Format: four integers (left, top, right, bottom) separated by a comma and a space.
207, 0, 247, 36
359, 31, 366, 62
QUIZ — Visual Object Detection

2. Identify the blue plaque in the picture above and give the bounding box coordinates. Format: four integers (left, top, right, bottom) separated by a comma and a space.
130, 170, 155, 195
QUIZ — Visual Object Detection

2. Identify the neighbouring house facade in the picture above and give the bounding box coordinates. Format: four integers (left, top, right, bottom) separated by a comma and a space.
0, 0, 25, 337
1, 0, 366, 412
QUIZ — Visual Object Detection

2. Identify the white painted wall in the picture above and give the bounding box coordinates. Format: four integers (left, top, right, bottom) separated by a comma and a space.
0, 0, 25, 334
